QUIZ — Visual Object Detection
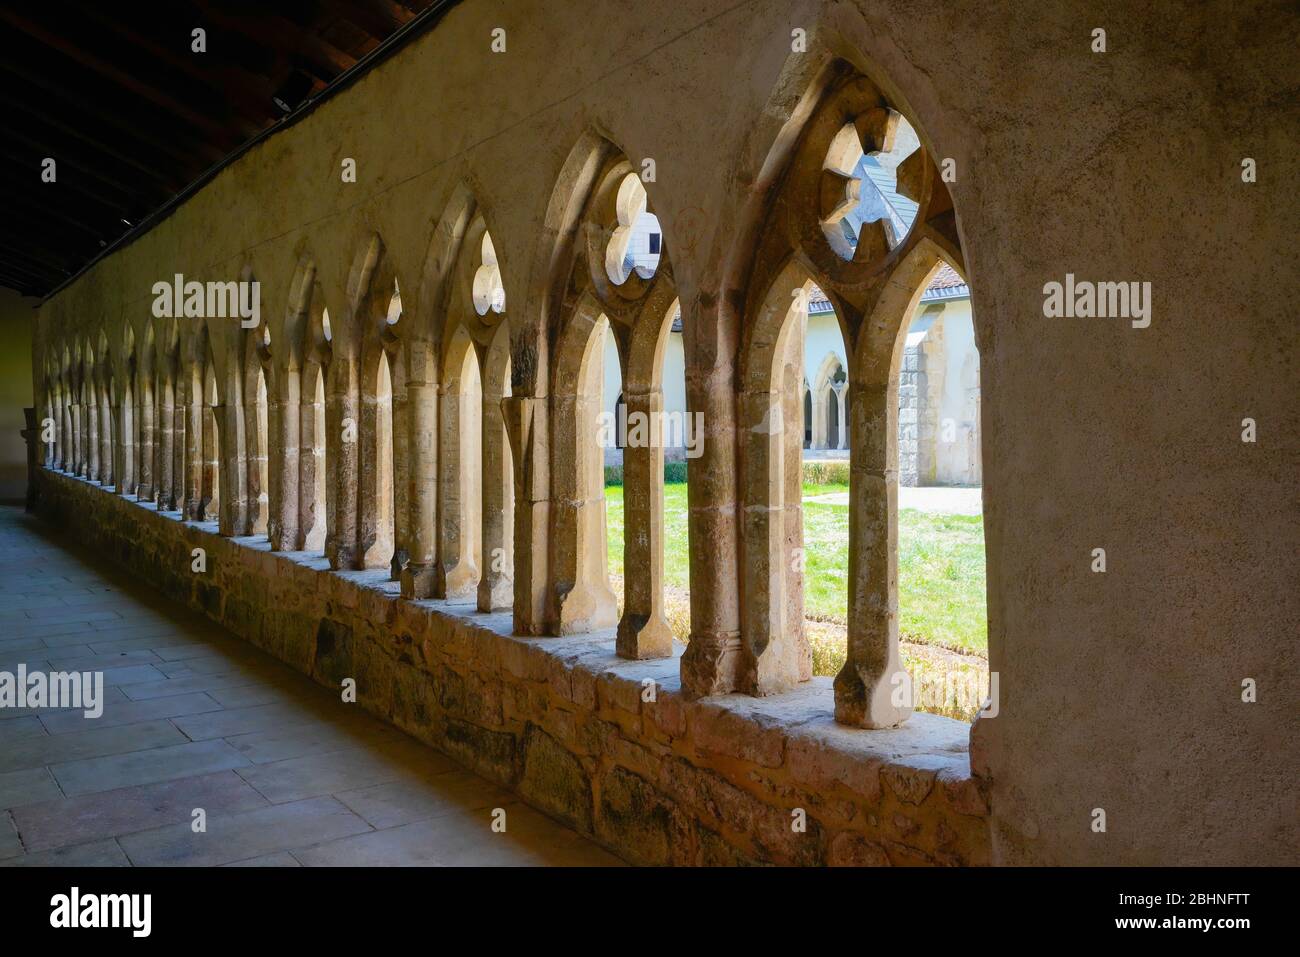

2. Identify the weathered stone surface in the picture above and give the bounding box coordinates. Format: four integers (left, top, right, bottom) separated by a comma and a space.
828, 832, 891, 867
880, 763, 938, 806
441, 718, 516, 785
596, 766, 680, 866
693, 702, 786, 768
518, 725, 593, 834
312, 618, 354, 687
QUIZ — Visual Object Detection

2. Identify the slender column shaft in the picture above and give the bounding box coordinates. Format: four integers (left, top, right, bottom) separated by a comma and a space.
834, 381, 910, 728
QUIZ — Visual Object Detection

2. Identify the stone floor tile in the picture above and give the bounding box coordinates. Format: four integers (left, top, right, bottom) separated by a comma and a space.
295, 802, 622, 867
0, 767, 63, 811
334, 770, 514, 829
12, 770, 269, 852
118, 796, 372, 866
50, 739, 252, 797
0, 719, 188, 775
0, 838, 131, 867
235, 745, 453, 804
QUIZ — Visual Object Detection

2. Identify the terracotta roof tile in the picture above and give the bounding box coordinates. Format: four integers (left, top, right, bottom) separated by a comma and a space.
806, 263, 966, 310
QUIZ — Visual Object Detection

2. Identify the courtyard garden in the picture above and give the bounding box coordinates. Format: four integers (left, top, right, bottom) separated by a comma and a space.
605, 471, 990, 719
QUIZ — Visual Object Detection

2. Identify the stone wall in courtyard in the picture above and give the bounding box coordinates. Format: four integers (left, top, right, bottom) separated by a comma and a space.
35, 468, 991, 866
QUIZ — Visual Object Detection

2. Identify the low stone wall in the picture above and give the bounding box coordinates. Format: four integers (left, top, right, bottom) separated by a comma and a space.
34, 467, 990, 866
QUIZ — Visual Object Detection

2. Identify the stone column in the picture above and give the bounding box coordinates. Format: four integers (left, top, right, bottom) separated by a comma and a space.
220, 398, 248, 537
118, 400, 134, 496
782, 344, 812, 682
100, 398, 114, 487
270, 369, 300, 550
297, 367, 325, 549
679, 359, 744, 697
108, 399, 120, 487
136, 386, 155, 501
681, 371, 743, 696
401, 373, 438, 598
184, 385, 203, 518
616, 386, 672, 658
325, 357, 360, 569
201, 405, 220, 522
390, 353, 409, 581
242, 387, 267, 536
812, 384, 827, 449
168, 400, 181, 504
48, 395, 60, 470
503, 395, 549, 635
70, 400, 83, 476
835, 383, 848, 450
358, 362, 382, 567
735, 381, 803, 695
834, 380, 910, 728
548, 364, 617, 634
50, 395, 62, 470
69, 397, 79, 474
157, 384, 175, 507
437, 370, 481, 600
478, 392, 514, 611
86, 392, 100, 481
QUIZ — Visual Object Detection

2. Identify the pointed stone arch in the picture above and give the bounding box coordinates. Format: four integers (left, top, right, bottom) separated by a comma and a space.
532, 130, 684, 652
812, 350, 847, 450
714, 40, 972, 721
275, 252, 333, 552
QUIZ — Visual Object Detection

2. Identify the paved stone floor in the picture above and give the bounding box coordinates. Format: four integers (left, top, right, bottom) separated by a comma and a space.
0, 505, 621, 867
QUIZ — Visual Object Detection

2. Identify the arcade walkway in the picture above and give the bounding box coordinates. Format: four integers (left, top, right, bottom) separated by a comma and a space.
0, 506, 619, 867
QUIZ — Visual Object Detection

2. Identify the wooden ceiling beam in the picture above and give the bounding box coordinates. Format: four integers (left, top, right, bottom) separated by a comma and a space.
0, 239, 77, 278
73, 5, 280, 137
1, 1, 453, 295
1, 95, 189, 193
322, 0, 409, 38
3, 129, 160, 208
0, 59, 226, 168
0, 153, 138, 218
0, 190, 115, 242
193, 2, 358, 79
0, 8, 236, 144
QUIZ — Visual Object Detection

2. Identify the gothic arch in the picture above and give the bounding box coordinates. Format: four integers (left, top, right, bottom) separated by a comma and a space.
720, 47, 971, 722
538, 132, 682, 655
812, 350, 847, 450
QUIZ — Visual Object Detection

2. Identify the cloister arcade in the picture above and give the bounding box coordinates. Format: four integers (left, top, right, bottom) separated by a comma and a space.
37, 56, 965, 732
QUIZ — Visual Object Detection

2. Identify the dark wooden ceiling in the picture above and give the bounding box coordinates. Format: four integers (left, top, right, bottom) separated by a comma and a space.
1, 1, 450, 298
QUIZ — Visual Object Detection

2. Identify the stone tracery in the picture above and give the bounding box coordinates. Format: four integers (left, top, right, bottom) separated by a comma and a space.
34, 56, 970, 734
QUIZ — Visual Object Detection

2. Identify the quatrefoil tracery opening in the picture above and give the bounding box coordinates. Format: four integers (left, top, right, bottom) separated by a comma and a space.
819, 109, 922, 263
473, 232, 506, 316
604, 173, 661, 287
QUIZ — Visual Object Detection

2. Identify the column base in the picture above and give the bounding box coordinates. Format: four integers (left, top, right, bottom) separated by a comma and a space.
401, 561, 438, 599
477, 573, 513, 612
616, 612, 674, 659
441, 560, 480, 602
679, 632, 742, 698
553, 580, 618, 634
389, 548, 408, 582
326, 540, 359, 571
833, 659, 912, 729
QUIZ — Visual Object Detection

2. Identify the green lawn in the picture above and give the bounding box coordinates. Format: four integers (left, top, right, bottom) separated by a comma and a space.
605, 481, 987, 656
